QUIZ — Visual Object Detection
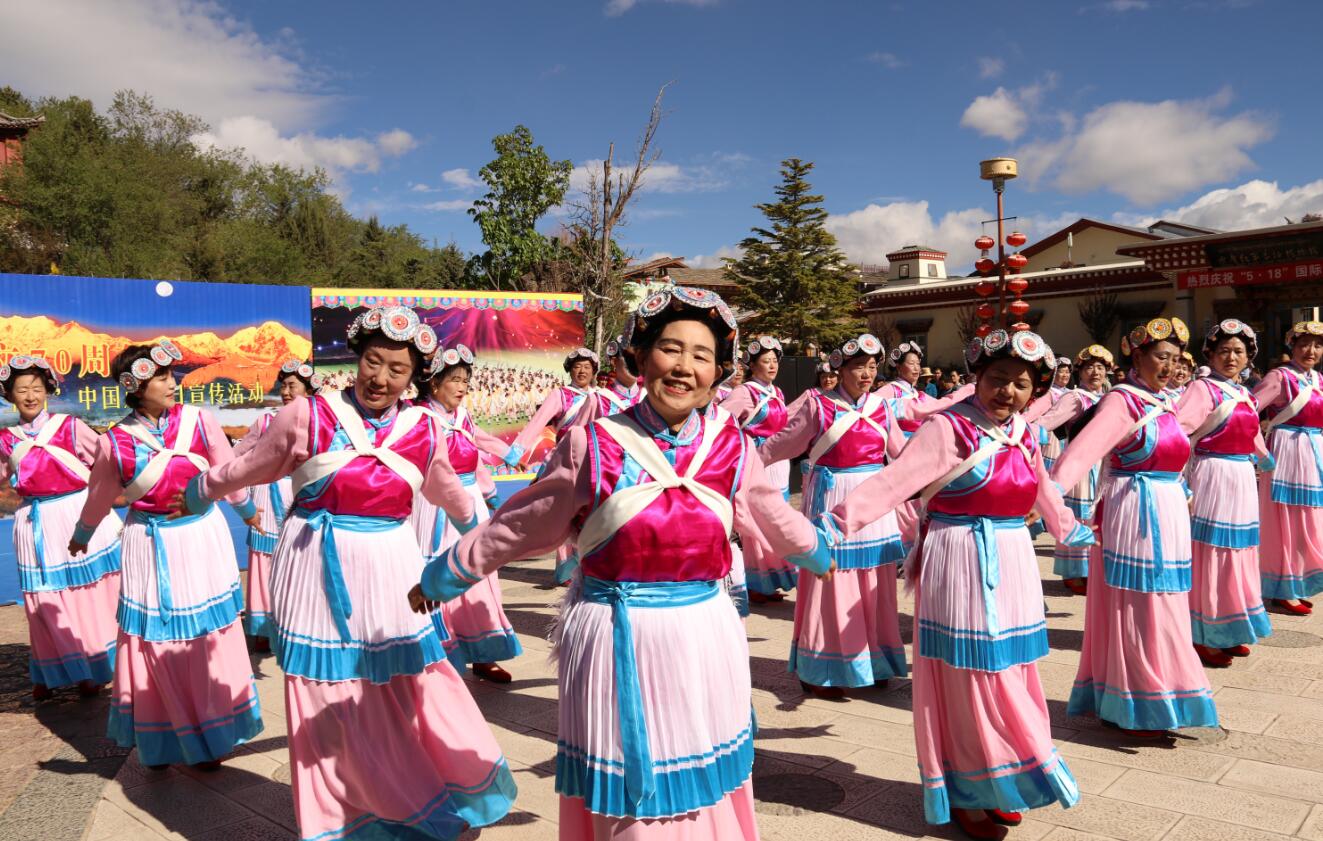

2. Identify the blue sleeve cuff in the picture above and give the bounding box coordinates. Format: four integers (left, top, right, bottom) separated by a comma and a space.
231, 492, 256, 520
420, 544, 483, 602
788, 528, 833, 576
184, 474, 217, 517
454, 509, 480, 535
72, 520, 96, 545
1062, 521, 1096, 548
729, 584, 749, 618
1257, 453, 1276, 472
503, 444, 525, 468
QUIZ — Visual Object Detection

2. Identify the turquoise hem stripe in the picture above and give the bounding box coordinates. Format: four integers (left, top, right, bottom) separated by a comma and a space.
1066, 679, 1218, 730
1261, 569, 1323, 600
246, 531, 278, 554
420, 544, 482, 603
788, 643, 909, 687
917, 621, 1048, 672
17, 542, 121, 593
29, 642, 116, 688
312, 759, 518, 841
1102, 549, 1192, 594
553, 552, 580, 584
244, 611, 274, 639
117, 586, 244, 642
1270, 480, 1323, 507
1191, 517, 1259, 549
107, 689, 263, 766
446, 630, 524, 666
745, 566, 798, 595
831, 537, 906, 571
1190, 606, 1272, 648
728, 584, 749, 618
555, 723, 754, 820
921, 751, 1080, 825
1053, 551, 1089, 579
272, 624, 448, 685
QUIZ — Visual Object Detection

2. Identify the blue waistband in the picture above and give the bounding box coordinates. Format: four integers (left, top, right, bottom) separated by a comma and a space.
1111, 469, 1183, 481
128, 508, 213, 626
927, 513, 1024, 639
292, 507, 403, 644
809, 462, 880, 514
1277, 424, 1322, 434
579, 577, 720, 812
1108, 470, 1182, 568
1195, 452, 1255, 462
21, 489, 84, 588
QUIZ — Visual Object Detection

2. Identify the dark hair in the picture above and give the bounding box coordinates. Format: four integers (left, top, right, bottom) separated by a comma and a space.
1, 367, 58, 400
630, 315, 726, 378
356, 334, 427, 387
110, 344, 171, 409
427, 361, 472, 395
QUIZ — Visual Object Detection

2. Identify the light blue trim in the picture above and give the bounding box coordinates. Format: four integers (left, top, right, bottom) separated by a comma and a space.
107, 688, 263, 766
922, 751, 1079, 826
917, 619, 1048, 672
183, 473, 215, 517
1191, 516, 1259, 549
244, 611, 274, 640
246, 531, 278, 554
118, 585, 243, 643
246, 480, 285, 553
1102, 548, 1192, 594
555, 722, 754, 820
314, 759, 517, 841
421, 544, 482, 603
1270, 479, 1323, 507
446, 628, 524, 667
1261, 569, 1323, 601
1062, 521, 1096, 547
1052, 549, 1089, 579
70, 519, 96, 546
295, 508, 403, 643
728, 584, 749, 618
16, 540, 121, 593
1067, 679, 1218, 731
554, 551, 580, 584
1190, 604, 1272, 648
928, 513, 1025, 638
744, 565, 798, 595
806, 463, 879, 521
272, 623, 447, 685
231, 494, 257, 521
503, 443, 525, 468
792, 529, 837, 575
830, 536, 906, 570
29, 641, 115, 688
1111, 469, 1183, 565
788, 642, 909, 687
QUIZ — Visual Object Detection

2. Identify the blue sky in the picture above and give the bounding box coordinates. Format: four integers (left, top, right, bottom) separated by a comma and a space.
5, 0, 1322, 273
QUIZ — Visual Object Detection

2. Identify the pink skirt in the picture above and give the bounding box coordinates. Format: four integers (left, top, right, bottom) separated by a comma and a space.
743, 457, 796, 595
106, 622, 262, 766
285, 661, 516, 841
789, 565, 907, 688
1258, 428, 1323, 600
244, 549, 274, 639
25, 573, 121, 688
1188, 454, 1270, 647
558, 780, 760, 840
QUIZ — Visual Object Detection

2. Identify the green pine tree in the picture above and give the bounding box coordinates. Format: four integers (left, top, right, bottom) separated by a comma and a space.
726, 158, 864, 351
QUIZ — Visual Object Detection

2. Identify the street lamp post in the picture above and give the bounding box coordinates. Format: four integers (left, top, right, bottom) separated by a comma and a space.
973, 157, 1031, 336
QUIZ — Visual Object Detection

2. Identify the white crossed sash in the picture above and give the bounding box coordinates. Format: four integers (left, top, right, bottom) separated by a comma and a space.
1112, 383, 1176, 440
806, 391, 890, 469
557, 387, 591, 430
291, 391, 427, 495
740, 382, 777, 430
117, 406, 210, 504
920, 403, 1030, 503
577, 413, 733, 558
1190, 378, 1256, 444
1264, 368, 1322, 434
6, 414, 90, 483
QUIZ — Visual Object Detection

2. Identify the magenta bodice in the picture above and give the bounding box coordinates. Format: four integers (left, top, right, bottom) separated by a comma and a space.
0, 415, 87, 498
741, 381, 787, 440
1270, 368, 1323, 429
435, 405, 480, 476
299, 395, 436, 519
1194, 379, 1260, 456
1109, 387, 1191, 473
107, 404, 213, 513
891, 380, 927, 434
813, 390, 894, 468
579, 407, 745, 583
927, 408, 1040, 518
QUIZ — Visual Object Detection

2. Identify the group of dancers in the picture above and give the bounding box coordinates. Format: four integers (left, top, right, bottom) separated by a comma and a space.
4, 280, 1322, 840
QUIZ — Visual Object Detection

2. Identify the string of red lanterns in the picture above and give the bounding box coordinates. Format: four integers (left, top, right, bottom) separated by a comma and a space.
972, 229, 1031, 337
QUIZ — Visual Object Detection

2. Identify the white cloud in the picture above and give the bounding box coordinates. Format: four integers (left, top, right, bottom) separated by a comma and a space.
605, 0, 718, 16
959, 77, 1053, 142
376, 129, 418, 157
1016, 88, 1274, 204
570, 159, 734, 195
826, 202, 989, 269
192, 117, 416, 183
442, 168, 482, 191
866, 51, 906, 69
409, 183, 435, 193
1082, 0, 1150, 12
1118, 179, 1323, 231
977, 57, 1005, 79
688, 245, 743, 269
422, 199, 472, 213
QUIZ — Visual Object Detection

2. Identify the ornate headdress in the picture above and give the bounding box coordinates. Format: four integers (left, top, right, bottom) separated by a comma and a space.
1202, 319, 1258, 361
623, 285, 739, 382
965, 328, 1057, 391
1286, 320, 1323, 347
1120, 317, 1189, 356
828, 333, 885, 371
563, 347, 601, 373
1180, 351, 1196, 367
118, 339, 183, 395
277, 357, 323, 392
605, 335, 627, 360
424, 343, 476, 380
888, 341, 923, 367
0, 355, 60, 397
1074, 344, 1115, 369
346, 305, 439, 366
744, 335, 784, 363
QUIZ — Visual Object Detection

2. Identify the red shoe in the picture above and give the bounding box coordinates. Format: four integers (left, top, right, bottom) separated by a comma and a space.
194, 759, 223, 772
1302, 598, 1315, 608
1272, 599, 1312, 616
1222, 645, 1251, 658
799, 680, 847, 701
32, 684, 53, 702
988, 808, 1023, 826
749, 591, 785, 604
873, 678, 890, 689
251, 636, 271, 654
1195, 645, 1233, 668
1064, 578, 1088, 596
76, 680, 104, 698
471, 663, 512, 684
952, 808, 1005, 840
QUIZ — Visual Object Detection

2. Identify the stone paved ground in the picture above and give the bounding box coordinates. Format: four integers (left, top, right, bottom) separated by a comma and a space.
3, 538, 1323, 841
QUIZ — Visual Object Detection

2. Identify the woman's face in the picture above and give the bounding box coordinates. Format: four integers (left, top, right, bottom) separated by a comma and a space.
1078, 360, 1108, 391
1133, 340, 1181, 391
1210, 337, 1249, 380
569, 360, 595, 388
639, 319, 719, 428
1292, 336, 1323, 370
1053, 366, 1073, 387
1171, 361, 1191, 387
976, 358, 1037, 421
818, 371, 838, 391
354, 338, 416, 412
8, 373, 49, 423
839, 355, 878, 400
897, 352, 922, 384
138, 368, 177, 416
430, 366, 470, 412
279, 375, 310, 405
751, 350, 779, 383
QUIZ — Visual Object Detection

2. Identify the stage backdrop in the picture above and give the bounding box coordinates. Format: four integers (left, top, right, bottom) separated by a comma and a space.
310, 288, 586, 480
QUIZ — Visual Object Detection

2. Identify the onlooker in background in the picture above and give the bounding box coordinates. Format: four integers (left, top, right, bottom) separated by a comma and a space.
921, 367, 938, 397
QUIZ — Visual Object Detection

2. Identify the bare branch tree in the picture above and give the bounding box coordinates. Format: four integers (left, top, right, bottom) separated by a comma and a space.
1077, 286, 1121, 344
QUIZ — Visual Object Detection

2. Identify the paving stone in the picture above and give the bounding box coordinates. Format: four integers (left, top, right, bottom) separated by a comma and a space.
1039, 829, 1120, 841
1184, 727, 1323, 773
1214, 686, 1323, 720
1264, 714, 1323, 746
1164, 815, 1295, 841
101, 773, 251, 838
1299, 805, 1323, 841
235, 780, 297, 832
190, 816, 296, 841
1056, 728, 1235, 781
1248, 658, 1323, 681
1216, 758, 1323, 804
1100, 768, 1310, 834
1206, 667, 1313, 695
1029, 793, 1181, 841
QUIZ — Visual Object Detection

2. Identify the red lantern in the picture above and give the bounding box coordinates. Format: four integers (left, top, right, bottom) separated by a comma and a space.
976, 304, 994, 320
975, 280, 996, 297
975, 235, 995, 251
1006, 252, 1028, 271
1012, 321, 1031, 332
1009, 299, 1030, 318
975, 257, 996, 274
1006, 231, 1027, 248
1007, 277, 1028, 295
976, 324, 992, 338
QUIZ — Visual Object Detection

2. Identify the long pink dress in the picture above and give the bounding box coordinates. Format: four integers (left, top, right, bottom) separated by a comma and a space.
0, 412, 122, 689
196, 391, 516, 841
234, 413, 292, 641
1175, 377, 1272, 647
76, 404, 262, 765
1053, 378, 1219, 730
1036, 389, 1107, 579
761, 388, 909, 687
826, 398, 1090, 824
721, 379, 794, 595
422, 399, 830, 840
409, 399, 522, 669
1253, 365, 1323, 600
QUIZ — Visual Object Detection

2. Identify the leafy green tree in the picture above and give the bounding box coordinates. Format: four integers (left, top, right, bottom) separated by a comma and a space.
726, 158, 864, 350
467, 125, 572, 289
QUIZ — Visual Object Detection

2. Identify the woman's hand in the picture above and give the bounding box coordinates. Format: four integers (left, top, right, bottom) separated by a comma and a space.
1025, 510, 1043, 527
167, 491, 190, 520
67, 538, 88, 557
244, 510, 263, 529
817, 560, 837, 582
407, 584, 439, 615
